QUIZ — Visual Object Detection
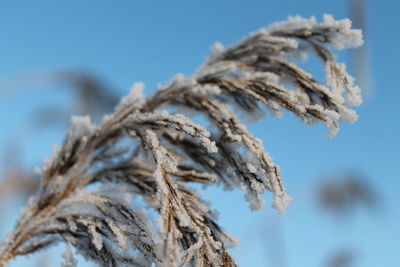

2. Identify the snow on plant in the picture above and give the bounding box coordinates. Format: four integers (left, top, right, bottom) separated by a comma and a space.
0, 15, 362, 267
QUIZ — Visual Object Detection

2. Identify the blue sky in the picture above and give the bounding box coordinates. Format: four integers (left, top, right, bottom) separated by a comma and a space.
0, 1, 399, 266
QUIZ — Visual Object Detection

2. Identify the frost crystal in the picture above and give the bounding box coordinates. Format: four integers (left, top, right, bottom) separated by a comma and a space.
71, 115, 95, 134
117, 82, 145, 108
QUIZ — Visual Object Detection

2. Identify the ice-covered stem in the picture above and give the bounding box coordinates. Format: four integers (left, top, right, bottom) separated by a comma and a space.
0, 15, 362, 266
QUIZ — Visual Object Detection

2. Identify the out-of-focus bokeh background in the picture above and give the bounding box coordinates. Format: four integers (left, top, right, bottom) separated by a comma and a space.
0, 1, 398, 266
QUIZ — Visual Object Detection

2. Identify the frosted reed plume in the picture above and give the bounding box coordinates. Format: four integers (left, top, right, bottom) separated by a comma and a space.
0, 15, 362, 267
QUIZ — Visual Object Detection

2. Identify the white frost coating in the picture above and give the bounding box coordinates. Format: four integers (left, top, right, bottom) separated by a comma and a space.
255, 31, 301, 56
346, 85, 363, 106
320, 14, 363, 49
117, 82, 145, 108
339, 107, 358, 124
306, 103, 356, 138
128, 110, 218, 153
327, 125, 340, 139
141, 129, 192, 228
245, 191, 265, 211
280, 58, 346, 105
158, 73, 197, 91
211, 41, 225, 57
172, 73, 197, 88
345, 85, 363, 106
272, 193, 292, 214
61, 244, 77, 267
241, 71, 280, 84
246, 163, 258, 174
268, 14, 363, 50
107, 220, 128, 251
66, 216, 78, 232
192, 84, 221, 95
326, 62, 363, 106
180, 240, 204, 265
71, 115, 95, 133
249, 180, 265, 194
267, 34, 299, 50
268, 15, 317, 33
196, 60, 239, 77
101, 113, 112, 124
36, 144, 60, 174
88, 224, 103, 251
294, 87, 311, 105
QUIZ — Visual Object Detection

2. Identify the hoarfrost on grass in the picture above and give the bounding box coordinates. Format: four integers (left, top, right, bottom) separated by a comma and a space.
0, 14, 363, 267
